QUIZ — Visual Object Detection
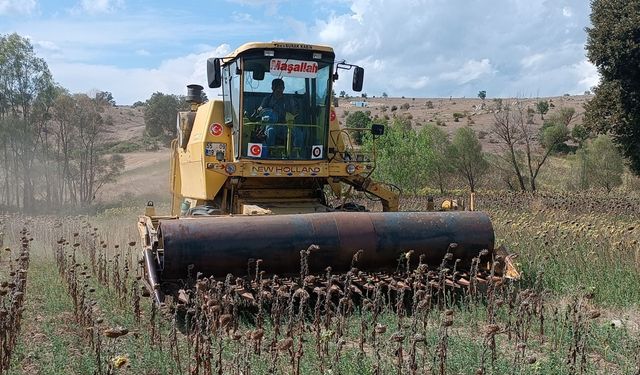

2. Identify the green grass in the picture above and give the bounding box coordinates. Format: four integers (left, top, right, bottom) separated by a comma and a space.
8, 252, 95, 375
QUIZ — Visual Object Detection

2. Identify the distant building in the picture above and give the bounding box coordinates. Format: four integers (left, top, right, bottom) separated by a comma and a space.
350, 101, 368, 107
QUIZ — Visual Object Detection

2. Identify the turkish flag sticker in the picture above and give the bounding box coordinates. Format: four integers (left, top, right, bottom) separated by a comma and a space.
311, 145, 323, 159
210, 123, 223, 137
248, 143, 263, 157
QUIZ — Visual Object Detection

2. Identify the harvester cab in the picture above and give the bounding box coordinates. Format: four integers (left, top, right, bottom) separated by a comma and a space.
138, 41, 515, 305
171, 41, 395, 217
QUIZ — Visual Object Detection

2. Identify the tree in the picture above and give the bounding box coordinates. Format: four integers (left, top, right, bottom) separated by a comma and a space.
144, 92, 187, 142
345, 111, 371, 145
557, 107, 576, 126
477, 90, 486, 100
0, 33, 54, 211
95, 91, 116, 106
382, 92, 388, 98
0, 32, 124, 211
571, 124, 590, 147
421, 124, 453, 193
449, 127, 488, 192
585, 0, 640, 175
535, 100, 549, 120
492, 103, 568, 191
363, 118, 434, 195
585, 135, 624, 192
46, 91, 125, 207
491, 104, 527, 190
339, 90, 346, 98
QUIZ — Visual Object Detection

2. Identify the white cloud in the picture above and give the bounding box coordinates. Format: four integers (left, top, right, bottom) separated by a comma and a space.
440, 59, 495, 85
574, 59, 599, 91
303, 0, 592, 98
135, 49, 150, 56
232, 11, 253, 22
0, 0, 36, 15
226, 0, 283, 4
48, 44, 231, 104
78, 0, 123, 14
521, 53, 545, 70
225, 0, 287, 15
33, 39, 60, 51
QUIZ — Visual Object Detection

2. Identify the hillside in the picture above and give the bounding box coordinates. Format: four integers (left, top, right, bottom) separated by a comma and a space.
99, 95, 590, 203
102, 105, 146, 142
334, 94, 589, 152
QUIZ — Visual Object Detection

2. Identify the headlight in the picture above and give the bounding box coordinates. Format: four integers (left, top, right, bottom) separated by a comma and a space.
346, 164, 356, 175
225, 164, 236, 174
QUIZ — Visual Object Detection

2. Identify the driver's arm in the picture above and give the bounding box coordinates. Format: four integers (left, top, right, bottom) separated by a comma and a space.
259, 95, 271, 111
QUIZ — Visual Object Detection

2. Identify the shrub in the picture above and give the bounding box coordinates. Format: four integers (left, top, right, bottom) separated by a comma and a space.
108, 140, 142, 153
390, 105, 398, 112
453, 112, 464, 122
345, 111, 372, 145
425, 101, 434, 109
400, 103, 410, 110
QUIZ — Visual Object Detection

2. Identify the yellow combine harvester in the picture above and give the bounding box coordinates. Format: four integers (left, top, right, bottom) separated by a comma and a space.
138, 42, 510, 304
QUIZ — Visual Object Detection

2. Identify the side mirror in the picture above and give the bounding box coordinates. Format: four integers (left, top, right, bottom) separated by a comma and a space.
371, 124, 385, 136
352, 66, 364, 92
207, 58, 222, 88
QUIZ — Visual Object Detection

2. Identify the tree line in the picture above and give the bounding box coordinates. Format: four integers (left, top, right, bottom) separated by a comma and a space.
0, 33, 124, 212
349, 102, 628, 195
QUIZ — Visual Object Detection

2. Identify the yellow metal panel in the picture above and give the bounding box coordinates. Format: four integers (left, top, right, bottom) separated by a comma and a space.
178, 100, 230, 200
169, 140, 183, 216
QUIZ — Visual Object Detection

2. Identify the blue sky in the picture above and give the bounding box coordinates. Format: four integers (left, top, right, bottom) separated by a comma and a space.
0, 0, 598, 104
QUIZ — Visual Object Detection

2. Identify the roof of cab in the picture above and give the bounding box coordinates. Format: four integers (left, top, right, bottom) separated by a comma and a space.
223, 41, 334, 62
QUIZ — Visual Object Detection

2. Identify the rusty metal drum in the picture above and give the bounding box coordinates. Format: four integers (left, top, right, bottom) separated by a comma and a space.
157, 211, 495, 279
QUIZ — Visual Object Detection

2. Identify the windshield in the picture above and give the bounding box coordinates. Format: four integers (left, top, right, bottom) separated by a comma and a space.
240, 55, 332, 160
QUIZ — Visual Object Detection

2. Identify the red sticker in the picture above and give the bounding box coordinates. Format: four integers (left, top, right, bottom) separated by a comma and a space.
210, 123, 223, 137
248, 143, 262, 157
330, 110, 336, 122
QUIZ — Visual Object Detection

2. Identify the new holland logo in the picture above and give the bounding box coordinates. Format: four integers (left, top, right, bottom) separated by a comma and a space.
311, 145, 323, 159
248, 143, 263, 157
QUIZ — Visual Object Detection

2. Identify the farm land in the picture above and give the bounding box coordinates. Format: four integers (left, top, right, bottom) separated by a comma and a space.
1, 190, 639, 374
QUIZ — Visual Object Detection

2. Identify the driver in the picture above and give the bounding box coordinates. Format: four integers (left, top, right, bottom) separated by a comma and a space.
259, 78, 297, 122
259, 78, 303, 151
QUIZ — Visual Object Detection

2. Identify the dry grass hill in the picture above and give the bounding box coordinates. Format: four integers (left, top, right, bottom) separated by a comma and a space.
334, 95, 589, 152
